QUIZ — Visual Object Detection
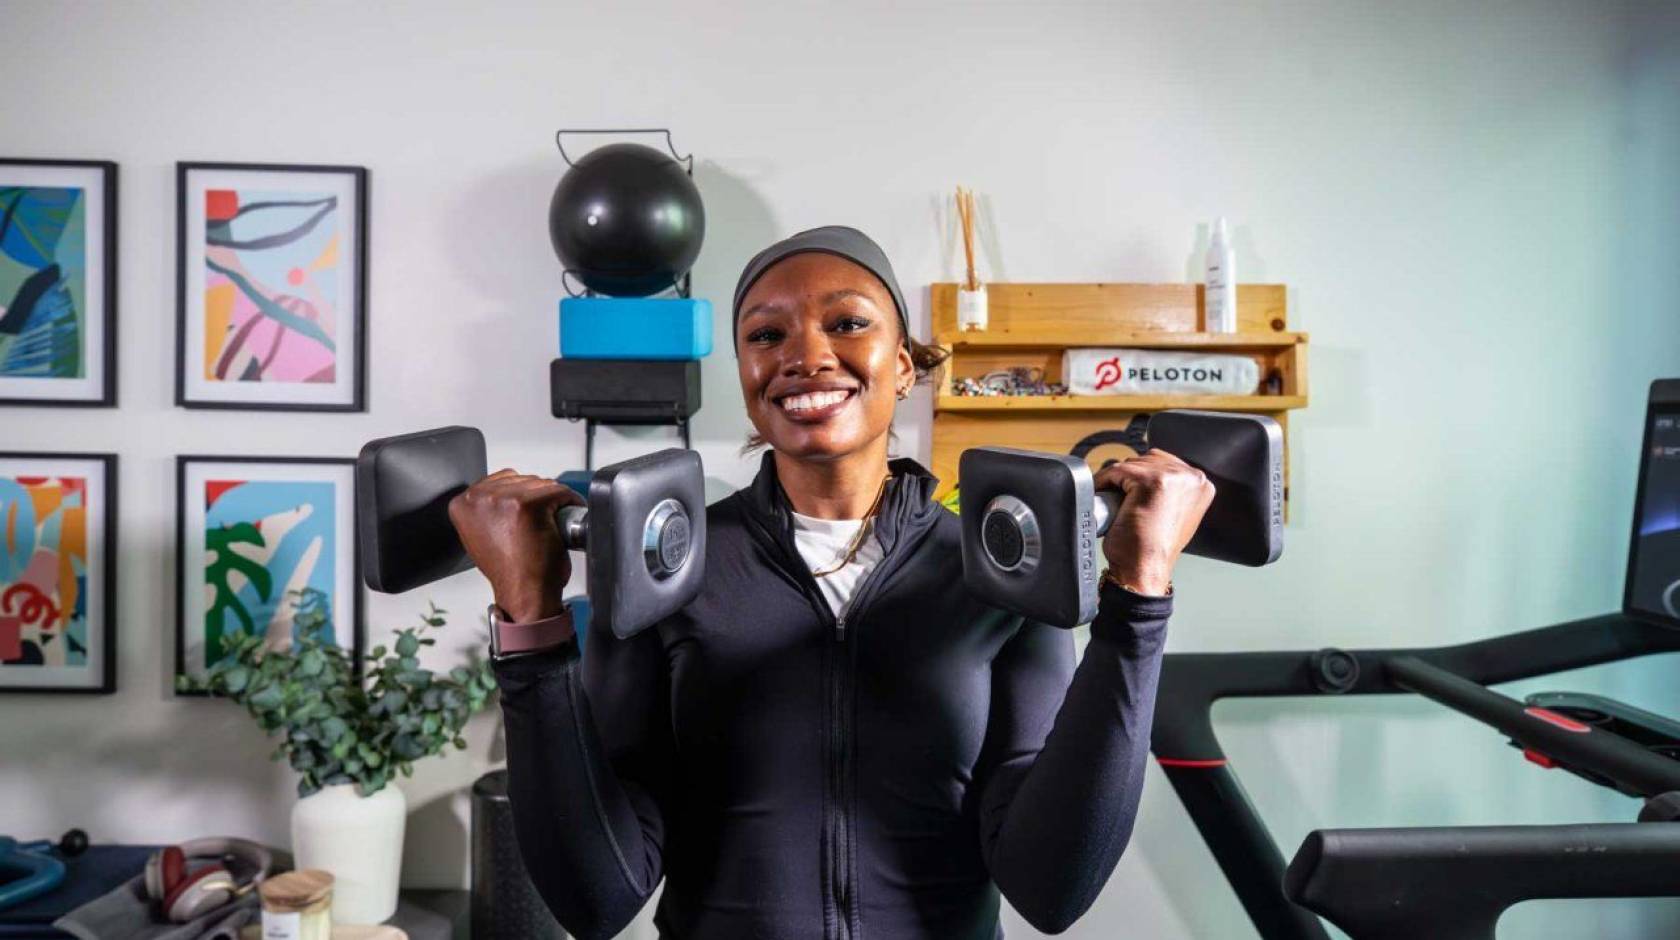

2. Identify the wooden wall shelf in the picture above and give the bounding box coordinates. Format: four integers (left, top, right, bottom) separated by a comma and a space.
935, 394, 1308, 413
927, 282, 1309, 505
944, 330, 1307, 351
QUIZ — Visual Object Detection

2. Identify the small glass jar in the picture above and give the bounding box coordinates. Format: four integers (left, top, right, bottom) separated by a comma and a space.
259, 869, 333, 940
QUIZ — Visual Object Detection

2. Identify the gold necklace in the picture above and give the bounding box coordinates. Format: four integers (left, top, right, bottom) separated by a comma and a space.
810, 474, 890, 579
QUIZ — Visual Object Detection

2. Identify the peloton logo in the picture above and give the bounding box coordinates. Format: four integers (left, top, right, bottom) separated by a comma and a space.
1093, 357, 1124, 391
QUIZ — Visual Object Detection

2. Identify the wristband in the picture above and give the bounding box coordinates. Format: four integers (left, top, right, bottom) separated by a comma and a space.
487, 603, 575, 660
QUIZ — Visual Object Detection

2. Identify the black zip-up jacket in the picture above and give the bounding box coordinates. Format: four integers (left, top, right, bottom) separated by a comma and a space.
493, 454, 1172, 940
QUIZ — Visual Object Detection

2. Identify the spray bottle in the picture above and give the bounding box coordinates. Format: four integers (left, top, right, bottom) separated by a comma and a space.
1205, 217, 1237, 333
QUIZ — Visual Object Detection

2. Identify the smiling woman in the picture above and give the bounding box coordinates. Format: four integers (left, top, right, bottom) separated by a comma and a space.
465, 224, 1215, 940
731, 227, 949, 515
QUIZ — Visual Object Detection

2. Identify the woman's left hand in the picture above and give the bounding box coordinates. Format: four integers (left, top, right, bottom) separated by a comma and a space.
1094, 449, 1216, 596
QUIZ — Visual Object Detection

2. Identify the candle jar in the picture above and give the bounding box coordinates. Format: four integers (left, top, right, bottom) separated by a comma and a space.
259, 869, 333, 940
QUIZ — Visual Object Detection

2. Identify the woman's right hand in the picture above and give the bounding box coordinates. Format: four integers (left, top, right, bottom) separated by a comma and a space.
1094, 448, 1215, 596
447, 469, 583, 622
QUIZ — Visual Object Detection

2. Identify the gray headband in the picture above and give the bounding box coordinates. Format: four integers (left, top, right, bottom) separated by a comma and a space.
731, 225, 910, 352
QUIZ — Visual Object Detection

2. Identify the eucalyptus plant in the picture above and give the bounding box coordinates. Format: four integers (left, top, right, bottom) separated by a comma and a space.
184, 589, 498, 798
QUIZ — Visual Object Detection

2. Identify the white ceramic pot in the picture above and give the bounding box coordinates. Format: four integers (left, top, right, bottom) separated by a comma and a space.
291, 782, 406, 925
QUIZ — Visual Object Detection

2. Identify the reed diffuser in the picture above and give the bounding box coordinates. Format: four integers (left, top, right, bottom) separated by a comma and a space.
954, 186, 988, 331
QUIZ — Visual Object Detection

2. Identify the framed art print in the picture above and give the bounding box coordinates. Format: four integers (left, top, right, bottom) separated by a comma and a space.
176, 456, 362, 692
0, 160, 117, 407
176, 163, 367, 411
0, 452, 117, 693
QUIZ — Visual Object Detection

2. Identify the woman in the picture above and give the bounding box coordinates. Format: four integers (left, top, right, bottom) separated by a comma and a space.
450, 226, 1213, 940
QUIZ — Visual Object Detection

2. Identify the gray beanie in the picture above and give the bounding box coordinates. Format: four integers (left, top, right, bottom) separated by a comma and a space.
731, 225, 910, 351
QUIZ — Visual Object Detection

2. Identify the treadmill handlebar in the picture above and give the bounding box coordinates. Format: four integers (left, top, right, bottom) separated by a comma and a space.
1286, 821, 1680, 940
1386, 655, 1680, 799
1149, 613, 1680, 940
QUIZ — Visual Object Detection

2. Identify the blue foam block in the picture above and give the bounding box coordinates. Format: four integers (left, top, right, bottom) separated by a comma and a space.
559, 297, 713, 360
555, 470, 590, 498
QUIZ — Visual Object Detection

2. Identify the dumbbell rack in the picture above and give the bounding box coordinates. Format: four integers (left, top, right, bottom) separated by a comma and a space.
928, 282, 1309, 510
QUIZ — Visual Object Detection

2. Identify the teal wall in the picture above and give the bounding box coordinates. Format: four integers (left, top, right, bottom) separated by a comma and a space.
1128, 4, 1680, 937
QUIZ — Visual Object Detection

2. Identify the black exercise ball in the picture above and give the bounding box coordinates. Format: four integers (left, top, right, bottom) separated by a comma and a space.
548, 143, 706, 297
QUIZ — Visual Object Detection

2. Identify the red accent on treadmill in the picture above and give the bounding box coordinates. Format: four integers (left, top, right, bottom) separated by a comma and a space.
1157, 758, 1229, 769
1523, 748, 1558, 769
1524, 707, 1592, 733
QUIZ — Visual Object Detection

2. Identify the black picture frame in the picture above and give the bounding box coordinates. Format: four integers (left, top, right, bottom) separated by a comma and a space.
0, 451, 118, 694
0, 159, 118, 408
174, 162, 369, 412
174, 454, 364, 696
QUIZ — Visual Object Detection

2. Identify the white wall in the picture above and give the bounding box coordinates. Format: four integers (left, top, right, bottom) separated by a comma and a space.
3, 1, 1677, 937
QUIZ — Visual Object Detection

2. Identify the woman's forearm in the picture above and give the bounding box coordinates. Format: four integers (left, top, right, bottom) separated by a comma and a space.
494, 644, 667, 940
979, 587, 1171, 933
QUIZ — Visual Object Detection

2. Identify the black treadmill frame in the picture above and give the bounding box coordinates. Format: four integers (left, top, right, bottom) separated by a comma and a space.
1150, 611, 1680, 939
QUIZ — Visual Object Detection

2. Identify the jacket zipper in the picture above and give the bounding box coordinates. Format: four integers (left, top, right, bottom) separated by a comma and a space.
831, 614, 851, 940
742, 479, 938, 940
820, 562, 897, 940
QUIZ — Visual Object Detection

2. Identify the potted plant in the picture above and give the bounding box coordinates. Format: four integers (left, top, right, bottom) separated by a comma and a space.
189, 590, 498, 924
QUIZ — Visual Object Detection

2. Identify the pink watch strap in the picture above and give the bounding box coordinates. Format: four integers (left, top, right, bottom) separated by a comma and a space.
492, 605, 576, 656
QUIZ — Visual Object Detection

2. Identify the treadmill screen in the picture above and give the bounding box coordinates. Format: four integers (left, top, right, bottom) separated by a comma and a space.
1627, 405, 1680, 624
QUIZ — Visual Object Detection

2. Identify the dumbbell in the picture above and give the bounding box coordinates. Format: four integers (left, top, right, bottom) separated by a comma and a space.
356, 426, 704, 638
959, 410, 1283, 627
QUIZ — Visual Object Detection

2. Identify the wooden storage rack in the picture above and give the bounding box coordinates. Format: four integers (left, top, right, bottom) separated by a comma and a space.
928, 282, 1308, 503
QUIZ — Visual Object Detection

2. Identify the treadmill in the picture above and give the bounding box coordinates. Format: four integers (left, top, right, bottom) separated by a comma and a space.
1151, 379, 1680, 940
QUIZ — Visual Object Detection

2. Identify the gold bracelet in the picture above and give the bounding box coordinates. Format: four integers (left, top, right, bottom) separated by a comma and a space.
1100, 567, 1174, 598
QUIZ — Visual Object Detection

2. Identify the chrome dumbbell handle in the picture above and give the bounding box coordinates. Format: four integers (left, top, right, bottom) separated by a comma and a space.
555, 505, 590, 550
553, 500, 692, 580
1091, 489, 1120, 538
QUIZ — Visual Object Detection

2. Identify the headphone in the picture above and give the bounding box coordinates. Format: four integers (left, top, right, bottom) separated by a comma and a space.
143, 837, 273, 923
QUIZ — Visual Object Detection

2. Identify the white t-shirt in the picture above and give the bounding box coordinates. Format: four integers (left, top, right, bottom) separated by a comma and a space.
791, 511, 885, 619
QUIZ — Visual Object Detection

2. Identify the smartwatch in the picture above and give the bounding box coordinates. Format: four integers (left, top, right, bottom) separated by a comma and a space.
487, 603, 576, 661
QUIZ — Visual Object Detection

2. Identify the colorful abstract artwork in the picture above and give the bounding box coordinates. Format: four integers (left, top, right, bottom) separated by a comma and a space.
0, 454, 116, 693
0, 186, 84, 378
176, 457, 361, 690
177, 164, 366, 411
202, 188, 340, 385
0, 161, 115, 406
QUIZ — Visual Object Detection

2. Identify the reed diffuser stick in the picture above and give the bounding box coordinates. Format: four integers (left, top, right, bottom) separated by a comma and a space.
955, 186, 979, 291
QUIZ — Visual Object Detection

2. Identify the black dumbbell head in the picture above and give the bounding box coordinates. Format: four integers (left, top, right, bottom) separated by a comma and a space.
1146, 410, 1283, 566
960, 447, 1101, 628
357, 426, 487, 594
587, 448, 706, 638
